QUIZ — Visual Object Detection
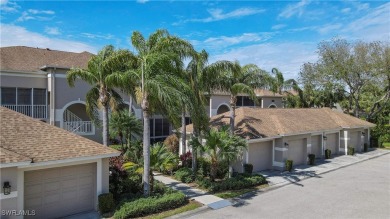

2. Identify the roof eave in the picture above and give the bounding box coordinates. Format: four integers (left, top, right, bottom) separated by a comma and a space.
0, 160, 31, 168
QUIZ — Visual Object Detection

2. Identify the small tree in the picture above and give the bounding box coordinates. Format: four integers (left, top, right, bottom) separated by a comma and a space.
164, 134, 180, 154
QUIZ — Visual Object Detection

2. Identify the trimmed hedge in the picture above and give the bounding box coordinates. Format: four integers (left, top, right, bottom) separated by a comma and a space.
113, 191, 187, 219
174, 167, 193, 183
196, 174, 266, 193
364, 143, 368, 152
285, 160, 293, 172
243, 164, 253, 174
325, 149, 331, 159
308, 154, 315, 165
347, 146, 355, 155
98, 193, 115, 214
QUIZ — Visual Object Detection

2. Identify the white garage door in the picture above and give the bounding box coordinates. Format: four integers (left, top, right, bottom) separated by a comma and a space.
288, 139, 307, 166
24, 163, 96, 219
248, 141, 273, 172
311, 135, 322, 158
326, 133, 338, 155
349, 131, 360, 152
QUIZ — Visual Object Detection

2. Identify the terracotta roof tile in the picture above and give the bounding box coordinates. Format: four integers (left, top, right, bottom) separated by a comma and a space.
186, 107, 375, 139
0, 46, 93, 72
0, 107, 119, 164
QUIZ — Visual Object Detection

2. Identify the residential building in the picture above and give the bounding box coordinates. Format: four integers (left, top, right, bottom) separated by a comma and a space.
183, 107, 374, 172
0, 107, 120, 219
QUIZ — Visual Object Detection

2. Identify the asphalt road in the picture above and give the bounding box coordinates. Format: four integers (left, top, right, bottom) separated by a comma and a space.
187, 153, 390, 219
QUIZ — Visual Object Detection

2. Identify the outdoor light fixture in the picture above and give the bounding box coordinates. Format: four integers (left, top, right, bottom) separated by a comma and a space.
323, 136, 327, 140
3, 182, 11, 195
362, 132, 365, 136
284, 142, 289, 146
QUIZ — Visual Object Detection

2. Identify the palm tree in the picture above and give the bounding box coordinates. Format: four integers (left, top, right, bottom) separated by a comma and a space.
127, 29, 194, 196
201, 127, 247, 181
123, 142, 179, 193
217, 61, 266, 135
67, 45, 132, 146
184, 50, 233, 174
109, 109, 142, 150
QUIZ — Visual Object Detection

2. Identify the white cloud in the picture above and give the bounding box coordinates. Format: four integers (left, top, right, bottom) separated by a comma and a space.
0, 23, 96, 53
81, 33, 114, 40
44, 27, 60, 35
317, 23, 342, 35
0, 0, 19, 12
279, 0, 311, 18
136, 0, 149, 3
209, 42, 318, 80
174, 7, 265, 25
271, 24, 286, 30
341, 8, 351, 13
17, 9, 55, 22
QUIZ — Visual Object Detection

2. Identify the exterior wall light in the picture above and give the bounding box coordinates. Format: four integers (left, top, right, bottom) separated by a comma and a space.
3, 181, 11, 195
284, 142, 289, 147
362, 132, 365, 136
323, 136, 327, 140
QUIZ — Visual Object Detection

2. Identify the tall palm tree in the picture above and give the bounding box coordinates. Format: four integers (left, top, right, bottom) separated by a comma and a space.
217, 61, 266, 135
124, 29, 194, 196
67, 45, 132, 146
184, 50, 233, 174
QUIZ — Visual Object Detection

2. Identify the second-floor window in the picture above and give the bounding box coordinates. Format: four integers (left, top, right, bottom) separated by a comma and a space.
236, 96, 255, 107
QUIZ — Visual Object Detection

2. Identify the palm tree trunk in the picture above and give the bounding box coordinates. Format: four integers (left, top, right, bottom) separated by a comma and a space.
129, 96, 133, 115
192, 129, 199, 175
229, 95, 236, 135
181, 110, 186, 155
142, 98, 151, 196
102, 104, 109, 146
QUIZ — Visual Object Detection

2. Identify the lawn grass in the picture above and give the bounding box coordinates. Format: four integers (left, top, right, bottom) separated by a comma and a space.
214, 184, 269, 199
138, 201, 202, 219
382, 142, 390, 149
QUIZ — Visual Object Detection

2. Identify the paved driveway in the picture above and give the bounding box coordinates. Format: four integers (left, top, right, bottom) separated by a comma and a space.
187, 153, 390, 219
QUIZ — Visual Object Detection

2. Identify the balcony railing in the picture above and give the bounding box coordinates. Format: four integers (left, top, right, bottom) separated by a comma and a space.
1, 105, 47, 119
64, 121, 94, 134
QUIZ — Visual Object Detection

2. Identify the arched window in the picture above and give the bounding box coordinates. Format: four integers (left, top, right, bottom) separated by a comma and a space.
217, 104, 230, 114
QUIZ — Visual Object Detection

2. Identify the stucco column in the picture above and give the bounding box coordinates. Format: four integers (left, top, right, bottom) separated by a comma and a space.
322, 134, 327, 157
368, 129, 371, 147
209, 97, 213, 118
360, 132, 364, 152
306, 136, 312, 154
344, 130, 349, 155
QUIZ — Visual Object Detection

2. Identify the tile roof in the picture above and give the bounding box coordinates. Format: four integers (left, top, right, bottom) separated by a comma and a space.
0, 46, 93, 72
0, 107, 119, 165
186, 107, 375, 139
212, 89, 284, 97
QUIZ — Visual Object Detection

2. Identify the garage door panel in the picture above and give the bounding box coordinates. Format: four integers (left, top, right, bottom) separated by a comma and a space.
248, 141, 273, 172
288, 139, 306, 166
25, 163, 96, 219
311, 135, 322, 158
326, 133, 338, 154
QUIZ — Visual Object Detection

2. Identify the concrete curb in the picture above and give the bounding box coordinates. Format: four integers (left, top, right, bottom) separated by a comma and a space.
165, 205, 210, 219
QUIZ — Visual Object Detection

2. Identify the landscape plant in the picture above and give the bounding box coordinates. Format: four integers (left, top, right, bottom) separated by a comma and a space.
308, 154, 316, 165
325, 149, 332, 159
285, 160, 293, 172
347, 146, 355, 155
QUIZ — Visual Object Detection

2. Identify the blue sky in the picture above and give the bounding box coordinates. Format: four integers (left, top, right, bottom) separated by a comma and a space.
1, 0, 389, 79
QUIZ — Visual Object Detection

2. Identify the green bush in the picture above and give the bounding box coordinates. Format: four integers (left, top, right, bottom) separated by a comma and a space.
174, 167, 193, 183
98, 193, 115, 214
285, 160, 293, 172
243, 163, 253, 174
197, 157, 211, 177
379, 134, 390, 148
114, 191, 187, 219
325, 149, 331, 159
308, 154, 315, 165
347, 146, 355, 155
195, 174, 266, 193
364, 143, 368, 152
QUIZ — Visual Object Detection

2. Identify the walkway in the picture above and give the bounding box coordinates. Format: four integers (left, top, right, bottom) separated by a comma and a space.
258, 148, 390, 187
154, 173, 232, 209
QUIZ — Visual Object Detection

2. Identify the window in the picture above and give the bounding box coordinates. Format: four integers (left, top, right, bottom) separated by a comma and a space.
33, 88, 46, 105
236, 96, 255, 107
185, 117, 192, 125
17, 88, 32, 105
1, 87, 16, 105
149, 118, 171, 141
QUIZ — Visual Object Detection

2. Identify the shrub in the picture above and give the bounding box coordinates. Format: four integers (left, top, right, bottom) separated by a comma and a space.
114, 191, 187, 219
243, 163, 253, 174
98, 193, 115, 214
364, 143, 368, 152
379, 133, 390, 148
197, 157, 211, 177
308, 154, 315, 165
325, 149, 331, 159
164, 134, 180, 154
174, 167, 193, 183
195, 174, 266, 193
216, 160, 229, 179
347, 146, 355, 155
179, 151, 192, 168
285, 160, 293, 172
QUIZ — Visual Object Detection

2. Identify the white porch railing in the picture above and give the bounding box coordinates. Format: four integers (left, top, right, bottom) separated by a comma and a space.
64, 121, 94, 134
1, 105, 47, 119
63, 109, 94, 134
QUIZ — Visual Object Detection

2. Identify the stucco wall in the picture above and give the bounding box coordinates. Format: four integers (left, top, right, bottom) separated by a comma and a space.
248, 141, 273, 172
0, 167, 19, 219
54, 77, 92, 109
102, 158, 110, 194
0, 75, 47, 88
326, 133, 338, 154
210, 95, 230, 116
261, 97, 283, 108
311, 135, 322, 158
